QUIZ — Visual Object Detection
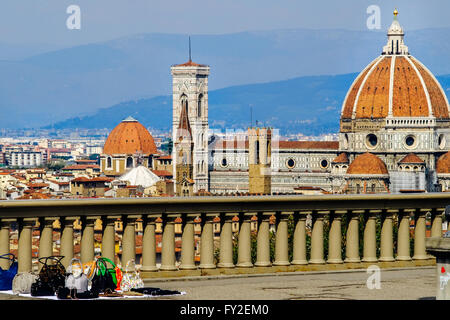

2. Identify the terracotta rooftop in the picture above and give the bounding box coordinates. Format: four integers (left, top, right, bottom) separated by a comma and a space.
398, 153, 425, 164
152, 170, 173, 177
437, 152, 450, 174
347, 153, 389, 175
332, 153, 349, 163
63, 164, 100, 170
103, 118, 157, 155
174, 60, 207, 67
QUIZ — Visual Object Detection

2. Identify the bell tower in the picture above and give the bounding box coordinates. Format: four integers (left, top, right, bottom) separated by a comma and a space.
171, 43, 210, 194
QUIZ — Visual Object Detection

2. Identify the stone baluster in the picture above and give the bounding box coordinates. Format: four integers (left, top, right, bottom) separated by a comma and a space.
199, 214, 217, 269
236, 213, 253, 268
396, 209, 412, 261
60, 217, 77, 268
0, 219, 13, 270
38, 217, 57, 272
345, 211, 361, 263
310, 211, 326, 264
80, 216, 98, 264
362, 210, 378, 263
431, 208, 443, 238
255, 212, 272, 267
160, 214, 179, 271
217, 213, 235, 268
179, 214, 197, 270
18, 218, 36, 273
291, 212, 307, 265
412, 209, 429, 260
379, 210, 395, 262
327, 211, 344, 264
122, 215, 140, 268
274, 212, 290, 266
141, 215, 159, 272
101, 216, 119, 263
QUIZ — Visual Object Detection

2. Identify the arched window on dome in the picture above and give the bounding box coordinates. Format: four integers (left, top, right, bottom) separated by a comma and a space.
198, 94, 203, 117
107, 156, 112, 169
126, 156, 133, 169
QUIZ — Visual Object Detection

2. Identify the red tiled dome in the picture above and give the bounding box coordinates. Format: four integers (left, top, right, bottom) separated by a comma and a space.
436, 152, 450, 174
341, 56, 449, 122
103, 117, 157, 155
347, 153, 388, 175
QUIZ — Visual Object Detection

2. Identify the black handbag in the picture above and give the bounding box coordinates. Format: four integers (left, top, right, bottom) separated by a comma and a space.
90, 258, 116, 294
56, 287, 99, 300
31, 256, 66, 296
131, 287, 182, 296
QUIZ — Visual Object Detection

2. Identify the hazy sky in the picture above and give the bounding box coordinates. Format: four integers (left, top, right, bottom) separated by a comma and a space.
0, 0, 449, 46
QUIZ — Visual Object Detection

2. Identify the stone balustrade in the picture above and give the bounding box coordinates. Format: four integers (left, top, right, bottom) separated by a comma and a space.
0, 193, 448, 275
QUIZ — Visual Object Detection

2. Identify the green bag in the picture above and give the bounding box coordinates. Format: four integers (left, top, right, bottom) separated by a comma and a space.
96, 257, 122, 288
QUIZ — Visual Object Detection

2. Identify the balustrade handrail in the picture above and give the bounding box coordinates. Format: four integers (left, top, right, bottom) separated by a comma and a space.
0, 193, 449, 218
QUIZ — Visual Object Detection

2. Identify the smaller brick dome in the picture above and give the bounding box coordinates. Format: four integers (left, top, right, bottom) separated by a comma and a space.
347, 153, 388, 175
436, 152, 450, 174
103, 117, 157, 155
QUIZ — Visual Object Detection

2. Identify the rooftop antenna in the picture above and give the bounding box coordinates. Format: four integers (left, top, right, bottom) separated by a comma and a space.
189, 36, 192, 62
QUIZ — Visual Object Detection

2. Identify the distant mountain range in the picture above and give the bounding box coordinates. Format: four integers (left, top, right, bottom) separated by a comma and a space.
45, 73, 450, 136
1, 28, 450, 129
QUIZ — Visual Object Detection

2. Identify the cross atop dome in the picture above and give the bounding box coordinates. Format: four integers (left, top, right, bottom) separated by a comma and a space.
382, 9, 409, 55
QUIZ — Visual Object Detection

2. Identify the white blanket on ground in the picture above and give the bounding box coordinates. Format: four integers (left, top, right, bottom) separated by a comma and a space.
0, 290, 186, 300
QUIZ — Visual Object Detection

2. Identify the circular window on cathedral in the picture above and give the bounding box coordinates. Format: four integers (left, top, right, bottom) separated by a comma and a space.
286, 158, 296, 169
319, 159, 329, 169
365, 134, 378, 149
220, 158, 228, 168
404, 135, 417, 149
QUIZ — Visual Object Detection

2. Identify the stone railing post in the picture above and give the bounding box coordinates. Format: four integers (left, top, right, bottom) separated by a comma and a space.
199, 214, 217, 269
327, 211, 344, 264
217, 213, 235, 268
141, 215, 159, 272
255, 212, 272, 267
38, 217, 57, 271
122, 215, 140, 268
0, 219, 13, 270
160, 214, 179, 271
413, 209, 429, 260
345, 211, 361, 263
362, 210, 378, 263
236, 213, 253, 268
291, 212, 307, 265
310, 211, 326, 264
80, 216, 98, 264
431, 208, 443, 238
179, 214, 197, 270
379, 210, 395, 262
274, 212, 290, 266
60, 217, 77, 268
396, 209, 412, 261
18, 218, 35, 273
101, 216, 119, 263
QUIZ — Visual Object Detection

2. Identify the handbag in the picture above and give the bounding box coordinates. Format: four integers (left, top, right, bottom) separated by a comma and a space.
120, 259, 144, 292
56, 258, 99, 300
12, 272, 38, 294
30, 256, 66, 296
91, 257, 121, 293
0, 253, 18, 291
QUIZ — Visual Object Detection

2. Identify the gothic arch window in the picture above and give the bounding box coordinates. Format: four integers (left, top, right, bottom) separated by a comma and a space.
180, 94, 188, 117
126, 157, 133, 168
107, 156, 112, 169
198, 94, 203, 117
